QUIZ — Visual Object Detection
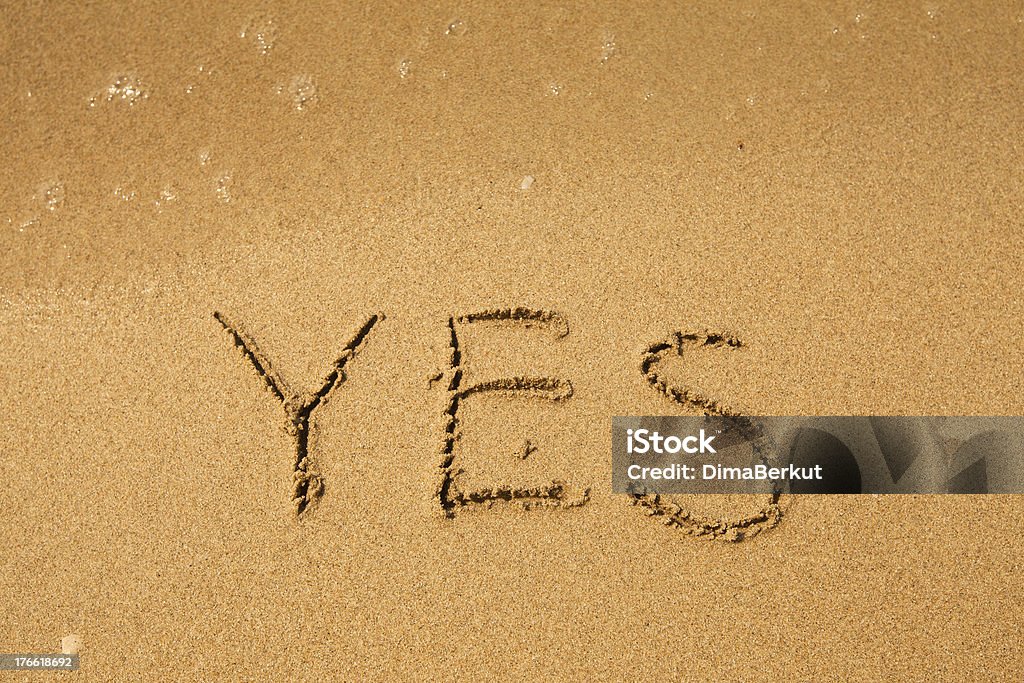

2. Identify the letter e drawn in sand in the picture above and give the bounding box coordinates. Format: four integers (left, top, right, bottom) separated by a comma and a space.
214, 311, 382, 516
637, 330, 782, 542
435, 308, 590, 516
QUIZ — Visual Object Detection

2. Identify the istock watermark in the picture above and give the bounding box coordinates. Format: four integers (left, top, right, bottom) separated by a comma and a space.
612, 416, 1024, 495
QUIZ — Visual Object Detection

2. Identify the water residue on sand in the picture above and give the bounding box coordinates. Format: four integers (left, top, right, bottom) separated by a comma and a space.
599, 31, 617, 63
214, 172, 233, 203
37, 181, 65, 211
444, 18, 467, 37
240, 13, 277, 56
277, 75, 318, 110
88, 73, 149, 107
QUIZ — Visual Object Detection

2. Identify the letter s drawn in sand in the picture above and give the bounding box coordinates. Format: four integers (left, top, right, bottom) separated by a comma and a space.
637, 330, 782, 542
214, 311, 382, 516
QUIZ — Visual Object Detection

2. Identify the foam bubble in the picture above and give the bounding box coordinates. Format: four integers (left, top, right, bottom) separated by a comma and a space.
154, 187, 178, 210
113, 186, 137, 202
397, 57, 412, 79
215, 173, 233, 203
287, 75, 318, 110
10, 216, 39, 232
240, 14, 277, 56
88, 73, 149, 108
38, 181, 65, 211
600, 33, 617, 63
445, 18, 466, 36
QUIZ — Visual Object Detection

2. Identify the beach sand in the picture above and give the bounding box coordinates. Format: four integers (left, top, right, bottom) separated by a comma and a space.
2, 2, 1023, 679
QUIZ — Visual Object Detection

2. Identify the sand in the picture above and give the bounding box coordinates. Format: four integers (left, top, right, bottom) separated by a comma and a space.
2, 1, 1023, 680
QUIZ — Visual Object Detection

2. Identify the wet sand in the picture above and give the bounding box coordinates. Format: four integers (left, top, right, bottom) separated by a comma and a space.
2, 2, 1023, 679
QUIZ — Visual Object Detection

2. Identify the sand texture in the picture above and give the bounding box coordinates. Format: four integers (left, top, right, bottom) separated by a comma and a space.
2, 2, 1023, 680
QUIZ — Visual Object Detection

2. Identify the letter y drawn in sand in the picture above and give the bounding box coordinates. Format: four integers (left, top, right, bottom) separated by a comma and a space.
214, 311, 382, 516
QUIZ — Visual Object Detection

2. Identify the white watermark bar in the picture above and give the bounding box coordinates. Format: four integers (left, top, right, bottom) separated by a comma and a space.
0, 654, 80, 670
612, 416, 1024, 494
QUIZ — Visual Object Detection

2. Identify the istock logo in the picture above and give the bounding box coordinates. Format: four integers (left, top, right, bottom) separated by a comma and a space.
625, 428, 718, 454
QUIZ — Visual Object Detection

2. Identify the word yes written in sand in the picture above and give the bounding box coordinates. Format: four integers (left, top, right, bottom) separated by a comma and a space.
215, 307, 782, 543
